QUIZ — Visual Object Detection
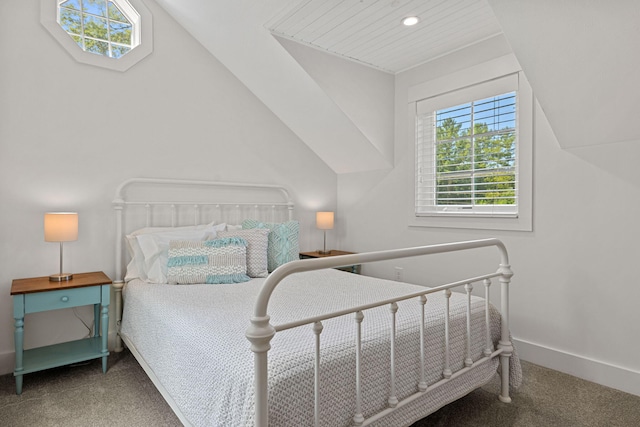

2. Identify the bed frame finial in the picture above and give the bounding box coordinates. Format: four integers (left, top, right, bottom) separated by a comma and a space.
246, 315, 276, 427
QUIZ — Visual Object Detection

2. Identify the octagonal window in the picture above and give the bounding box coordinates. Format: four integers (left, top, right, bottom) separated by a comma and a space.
42, 0, 152, 71
57, 0, 139, 59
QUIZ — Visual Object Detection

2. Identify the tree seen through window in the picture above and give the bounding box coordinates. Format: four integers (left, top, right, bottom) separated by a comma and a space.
58, 0, 133, 59
434, 93, 516, 207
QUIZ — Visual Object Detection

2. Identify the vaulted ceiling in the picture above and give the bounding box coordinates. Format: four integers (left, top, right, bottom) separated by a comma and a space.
266, 0, 502, 73
153, 0, 640, 173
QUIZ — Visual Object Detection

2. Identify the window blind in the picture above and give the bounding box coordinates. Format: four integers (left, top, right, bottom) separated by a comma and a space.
415, 74, 519, 217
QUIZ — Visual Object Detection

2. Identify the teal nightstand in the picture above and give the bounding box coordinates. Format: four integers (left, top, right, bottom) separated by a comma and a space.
11, 271, 111, 395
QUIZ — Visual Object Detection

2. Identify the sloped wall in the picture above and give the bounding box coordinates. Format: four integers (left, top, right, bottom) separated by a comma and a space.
276, 36, 395, 164
152, 0, 391, 174
0, 0, 336, 375
488, 0, 640, 149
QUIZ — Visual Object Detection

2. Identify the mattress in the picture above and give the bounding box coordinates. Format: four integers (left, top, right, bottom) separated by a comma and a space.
120, 269, 521, 426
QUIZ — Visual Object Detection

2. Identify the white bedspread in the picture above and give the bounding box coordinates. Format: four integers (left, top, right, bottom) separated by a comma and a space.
121, 269, 520, 427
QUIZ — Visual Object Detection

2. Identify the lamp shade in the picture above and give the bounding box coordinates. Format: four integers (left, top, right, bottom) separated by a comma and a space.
316, 211, 334, 230
44, 212, 78, 242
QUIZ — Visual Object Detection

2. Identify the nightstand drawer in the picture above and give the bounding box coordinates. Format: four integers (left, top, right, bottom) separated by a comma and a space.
24, 286, 102, 313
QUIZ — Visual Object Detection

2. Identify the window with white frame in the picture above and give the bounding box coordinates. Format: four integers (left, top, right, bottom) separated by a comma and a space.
41, 0, 153, 72
410, 68, 532, 231
58, 0, 139, 59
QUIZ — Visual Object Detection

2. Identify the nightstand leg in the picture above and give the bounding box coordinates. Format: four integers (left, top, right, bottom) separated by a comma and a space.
15, 374, 23, 396
14, 316, 24, 395
101, 303, 109, 373
94, 303, 100, 337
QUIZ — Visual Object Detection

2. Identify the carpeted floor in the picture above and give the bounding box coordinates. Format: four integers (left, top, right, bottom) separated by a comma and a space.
1, 350, 639, 426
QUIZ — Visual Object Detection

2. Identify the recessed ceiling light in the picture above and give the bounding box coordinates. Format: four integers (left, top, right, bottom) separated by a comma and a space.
402, 16, 420, 26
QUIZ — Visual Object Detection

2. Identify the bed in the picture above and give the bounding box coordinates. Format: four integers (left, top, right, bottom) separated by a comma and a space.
112, 178, 520, 427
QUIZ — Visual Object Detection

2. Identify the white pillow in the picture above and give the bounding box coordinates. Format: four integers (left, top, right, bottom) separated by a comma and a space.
217, 228, 269, 278
124, 223, 224, 283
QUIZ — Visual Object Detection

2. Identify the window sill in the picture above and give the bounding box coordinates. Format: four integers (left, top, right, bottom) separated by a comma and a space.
409, 213, 532, 232
416, 212, 518, 219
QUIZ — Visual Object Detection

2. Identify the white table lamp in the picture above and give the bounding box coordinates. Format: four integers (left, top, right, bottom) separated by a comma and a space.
44, 212, 78, 282
316, 211, 334, 255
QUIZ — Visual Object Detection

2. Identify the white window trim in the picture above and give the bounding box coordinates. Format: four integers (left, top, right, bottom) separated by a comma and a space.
41, 0, 153, 72
408, 54, 533, 232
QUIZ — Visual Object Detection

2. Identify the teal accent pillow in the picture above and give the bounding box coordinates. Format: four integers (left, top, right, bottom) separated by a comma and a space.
242, 219, 299, 272
167, 237, 250, 284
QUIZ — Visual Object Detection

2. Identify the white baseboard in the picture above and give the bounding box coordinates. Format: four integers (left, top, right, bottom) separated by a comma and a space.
514, 338, 640, 397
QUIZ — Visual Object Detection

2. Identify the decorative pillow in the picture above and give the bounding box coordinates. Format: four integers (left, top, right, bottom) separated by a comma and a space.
133, 223, 227, 283
124, 223, 219, 282
167, 238, 250, 285
242, 219, 299, 272
217, 228, 269, 278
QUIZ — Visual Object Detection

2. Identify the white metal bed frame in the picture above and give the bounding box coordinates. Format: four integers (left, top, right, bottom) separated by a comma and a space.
112, 178, 514, 427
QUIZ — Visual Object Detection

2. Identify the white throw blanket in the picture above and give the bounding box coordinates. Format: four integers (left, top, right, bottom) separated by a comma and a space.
121, 269, 521, 426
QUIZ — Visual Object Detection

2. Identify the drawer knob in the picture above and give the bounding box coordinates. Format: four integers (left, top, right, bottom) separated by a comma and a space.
61, 296, 69, 302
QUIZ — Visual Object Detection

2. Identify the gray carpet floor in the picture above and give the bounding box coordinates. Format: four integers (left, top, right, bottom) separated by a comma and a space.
1, 350, 639, 426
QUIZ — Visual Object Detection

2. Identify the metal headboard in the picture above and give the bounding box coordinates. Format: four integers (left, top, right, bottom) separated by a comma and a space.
111, 178, 294, 352
112, 177, 294, 283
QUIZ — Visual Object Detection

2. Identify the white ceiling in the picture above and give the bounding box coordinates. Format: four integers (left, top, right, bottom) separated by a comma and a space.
154, 0, 640, 172
266, 0, 503, 73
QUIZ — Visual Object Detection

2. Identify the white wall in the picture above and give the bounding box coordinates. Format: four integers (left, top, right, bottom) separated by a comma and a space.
338, 35, 640, 395
275, 36, 395, 164
0, 0, 336, 375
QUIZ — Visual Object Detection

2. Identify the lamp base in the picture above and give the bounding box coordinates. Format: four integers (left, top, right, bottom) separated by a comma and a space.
49, 273, 73, 282
317, 250, 332, 255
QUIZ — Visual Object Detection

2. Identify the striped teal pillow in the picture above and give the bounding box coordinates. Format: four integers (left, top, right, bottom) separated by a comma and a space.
167, 237, 250, 284
242, 220, 299, 272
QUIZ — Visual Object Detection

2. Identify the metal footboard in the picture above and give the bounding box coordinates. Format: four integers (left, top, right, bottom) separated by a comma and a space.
246, 238, 513, 427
